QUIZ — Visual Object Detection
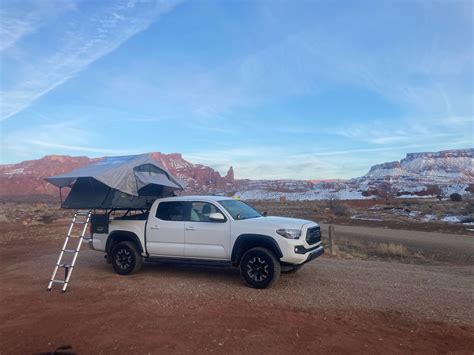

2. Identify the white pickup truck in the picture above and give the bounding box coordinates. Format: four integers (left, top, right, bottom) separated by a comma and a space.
89, 196, 324, 288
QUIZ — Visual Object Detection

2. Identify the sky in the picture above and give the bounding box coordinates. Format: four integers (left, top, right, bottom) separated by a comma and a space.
0, 0, 472, 179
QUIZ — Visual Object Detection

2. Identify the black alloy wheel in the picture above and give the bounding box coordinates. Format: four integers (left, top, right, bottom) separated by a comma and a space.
111, 241, 142, 275
240, 247, 280, 289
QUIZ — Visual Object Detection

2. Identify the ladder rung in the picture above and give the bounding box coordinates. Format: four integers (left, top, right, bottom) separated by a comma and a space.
48, 210, 91, 292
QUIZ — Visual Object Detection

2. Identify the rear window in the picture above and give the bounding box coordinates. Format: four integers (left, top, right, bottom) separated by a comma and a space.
155, 201, 186, 221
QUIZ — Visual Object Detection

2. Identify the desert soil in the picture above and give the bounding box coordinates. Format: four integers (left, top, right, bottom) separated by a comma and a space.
0, 221, 473, 354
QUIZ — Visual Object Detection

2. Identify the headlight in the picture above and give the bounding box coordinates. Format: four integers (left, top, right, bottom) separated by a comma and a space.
276, 229, 301, 239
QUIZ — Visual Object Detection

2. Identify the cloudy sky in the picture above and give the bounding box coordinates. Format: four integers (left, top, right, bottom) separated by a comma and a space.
0, 0, 472, 179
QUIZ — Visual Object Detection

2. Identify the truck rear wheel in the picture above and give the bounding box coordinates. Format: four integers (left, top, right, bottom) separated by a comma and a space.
111, 241, 142, 275
240, 247, 280, 289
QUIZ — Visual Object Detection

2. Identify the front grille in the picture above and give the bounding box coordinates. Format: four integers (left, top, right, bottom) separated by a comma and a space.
306, 226, 321, 245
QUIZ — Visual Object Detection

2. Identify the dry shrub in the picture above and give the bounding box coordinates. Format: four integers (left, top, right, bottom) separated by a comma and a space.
377, 243, 408, 258
450, 193, 462, 202
328, 199, 351, 217
37, 214, 56, 224
464, 202, 474, 215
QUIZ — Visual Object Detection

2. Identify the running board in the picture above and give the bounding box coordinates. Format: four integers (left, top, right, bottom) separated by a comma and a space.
145, 257, 233, 269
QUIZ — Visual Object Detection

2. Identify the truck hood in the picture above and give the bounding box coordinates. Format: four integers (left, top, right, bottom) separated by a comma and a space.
236, 216, 317, 229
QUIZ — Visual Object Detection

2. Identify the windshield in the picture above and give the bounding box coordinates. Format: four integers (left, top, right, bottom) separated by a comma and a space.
218, 200, 262, 220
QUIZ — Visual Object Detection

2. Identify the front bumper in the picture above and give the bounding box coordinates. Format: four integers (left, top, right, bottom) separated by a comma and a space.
302, 245, 324, 264
279, 241, 325, 265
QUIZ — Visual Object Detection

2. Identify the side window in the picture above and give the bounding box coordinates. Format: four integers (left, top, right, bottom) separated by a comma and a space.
190, 202, 225, 222
155, 201, 185, 221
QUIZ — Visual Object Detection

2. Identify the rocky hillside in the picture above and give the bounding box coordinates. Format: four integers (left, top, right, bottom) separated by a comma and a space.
0, 149, 472, 201
0, 153, 234, 198
365, 149, 473, 182
0, 155, 96, 197
234, 149, 474, 200
352, 149, 474, 198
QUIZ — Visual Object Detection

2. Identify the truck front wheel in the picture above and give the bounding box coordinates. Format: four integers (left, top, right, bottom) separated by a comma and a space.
111, 241, 142, 275
240, 247, 280, 289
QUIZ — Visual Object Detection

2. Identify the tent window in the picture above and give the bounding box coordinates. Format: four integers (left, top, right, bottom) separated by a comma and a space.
156, 202, 185, 221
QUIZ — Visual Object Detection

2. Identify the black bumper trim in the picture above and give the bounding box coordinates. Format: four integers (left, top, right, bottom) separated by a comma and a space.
302, 246, 324, 264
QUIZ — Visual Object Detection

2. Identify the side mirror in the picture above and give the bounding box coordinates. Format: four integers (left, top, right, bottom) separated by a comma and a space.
209, 212, 226, 222
263, 211, 268, 217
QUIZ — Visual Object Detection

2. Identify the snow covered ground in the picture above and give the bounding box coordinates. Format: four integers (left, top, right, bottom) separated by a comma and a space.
235, 187, 372, 201
441, 216, 462, 223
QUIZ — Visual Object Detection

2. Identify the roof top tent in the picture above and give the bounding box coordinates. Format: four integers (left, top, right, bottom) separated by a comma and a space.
45, 153, 185, 210
46, 153, 185, 292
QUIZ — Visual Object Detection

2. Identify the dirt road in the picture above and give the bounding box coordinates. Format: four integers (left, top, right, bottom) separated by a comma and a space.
0, 222, 473, 353
320, 224, 474, 265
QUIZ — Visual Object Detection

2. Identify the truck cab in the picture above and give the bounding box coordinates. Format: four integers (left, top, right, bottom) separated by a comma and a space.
90, 196, 324, 288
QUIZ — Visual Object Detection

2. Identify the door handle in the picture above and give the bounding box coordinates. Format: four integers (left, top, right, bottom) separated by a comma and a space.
185, 226, 196, 231
150, 226, 160, 230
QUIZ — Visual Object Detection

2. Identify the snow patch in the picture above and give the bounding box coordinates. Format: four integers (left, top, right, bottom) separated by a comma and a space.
441, 216, 462, 223
350, 215, 384, 221
4, 168, 25, 175
422, 214, 438, 222
396, 194, 436, 199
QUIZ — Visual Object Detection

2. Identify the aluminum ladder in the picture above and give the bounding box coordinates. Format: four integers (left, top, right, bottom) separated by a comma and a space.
47, 210, 92, 293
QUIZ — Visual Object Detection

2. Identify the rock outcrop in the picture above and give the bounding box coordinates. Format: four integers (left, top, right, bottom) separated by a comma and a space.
0, 153, 234, 198
0, 149, 472, 200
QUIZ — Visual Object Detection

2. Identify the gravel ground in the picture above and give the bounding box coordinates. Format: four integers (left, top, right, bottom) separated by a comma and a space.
0, 222, 473, 353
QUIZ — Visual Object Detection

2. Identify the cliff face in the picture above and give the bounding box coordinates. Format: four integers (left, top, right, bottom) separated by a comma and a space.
235, 149, 474, 200
366, 162, 403, 179
0, 156, 96, 197
363, 149, 474, 182
348, 148, 474, 198
0, 153, 234, 197
0, 149, 472, 200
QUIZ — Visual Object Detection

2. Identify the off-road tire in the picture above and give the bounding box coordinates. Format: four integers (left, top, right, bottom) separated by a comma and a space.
111, 241, 142, 275
240, 247, 280, 289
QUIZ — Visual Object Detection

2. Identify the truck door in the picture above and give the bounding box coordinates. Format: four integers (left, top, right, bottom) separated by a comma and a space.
184, 201, 230, 259
146, 201, 185, 257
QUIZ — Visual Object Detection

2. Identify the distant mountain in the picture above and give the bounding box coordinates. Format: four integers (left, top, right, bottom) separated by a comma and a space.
0, 155, 96, 197
364, 149, 473, 182
0, 149, 472, 201
352, 149, 474, 198
0, 153, 234, 198
234, 149, 474, 200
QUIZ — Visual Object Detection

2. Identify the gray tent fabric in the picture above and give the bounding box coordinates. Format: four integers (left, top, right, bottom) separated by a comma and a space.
45, 153, 184, 209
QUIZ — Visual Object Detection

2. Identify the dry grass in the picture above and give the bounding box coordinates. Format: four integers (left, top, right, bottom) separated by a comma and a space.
377, 243, 409, 257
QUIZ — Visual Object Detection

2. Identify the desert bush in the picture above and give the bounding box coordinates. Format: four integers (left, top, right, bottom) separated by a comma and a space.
450, 193, 462, 202
37, 214, 56, 224
331, 204, 351, 217
328, 199, 351, 217
377, 243, 408, 258
463, 202, 474, 215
